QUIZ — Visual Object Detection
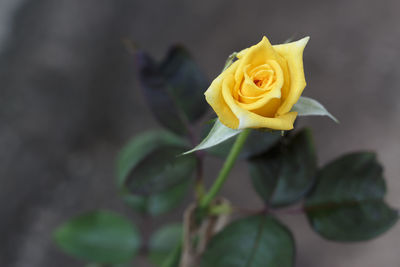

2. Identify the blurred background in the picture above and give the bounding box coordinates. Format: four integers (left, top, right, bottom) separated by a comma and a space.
0, 0, 399, 266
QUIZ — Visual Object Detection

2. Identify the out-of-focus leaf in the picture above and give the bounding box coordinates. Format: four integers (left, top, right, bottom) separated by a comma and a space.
249, 128, 317, 207
136, 46, 209, 135
184, 119, 242, 155
292, 96, 338, 123
160, 46, 209, 122
116, 130, 187, 188
200, 215, 294, 267
117, 131, 196, 215
148, 223, 183, 266
305, 152, 398, 241
122, 178, 190, 216
54, 211, 140, 264
208, 127, 281, 159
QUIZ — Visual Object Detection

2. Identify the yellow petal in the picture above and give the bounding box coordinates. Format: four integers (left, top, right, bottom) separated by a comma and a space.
222, 74, 297, 130
236, 48, 249, 59
248, 98, 282, 118
273, 36, 310, 115
235, 37, 285, 83
237, 59, 283, 111
237, 93, 262, 104
204, 61, 240, 129
240, 64, 271, 98
236, 37, 291, 108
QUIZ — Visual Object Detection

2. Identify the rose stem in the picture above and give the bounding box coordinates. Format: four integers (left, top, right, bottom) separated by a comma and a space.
199, 128, 251, 209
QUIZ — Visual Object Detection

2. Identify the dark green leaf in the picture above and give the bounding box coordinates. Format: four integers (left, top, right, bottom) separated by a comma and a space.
136, 51, 185, 134
54, 211, 140, 264
306, 152, 398, 241
203, 125, 281, 159
136, 46, 209, 135
116, 131, 196, 215
148, 223, 182, 266
201, 215, 294, 267
122, 178, 190, 216
249, 128, 317, 207
116, 130, 187, 188
160, 46, 209, 122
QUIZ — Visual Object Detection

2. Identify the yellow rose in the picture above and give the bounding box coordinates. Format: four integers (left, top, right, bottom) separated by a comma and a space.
205, 36, 309, 130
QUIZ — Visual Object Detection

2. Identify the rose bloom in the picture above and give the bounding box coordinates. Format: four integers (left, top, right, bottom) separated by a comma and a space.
205, 36, 309, 130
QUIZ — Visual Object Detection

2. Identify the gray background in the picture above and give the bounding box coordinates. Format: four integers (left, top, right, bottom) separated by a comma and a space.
0, 0, 399, 266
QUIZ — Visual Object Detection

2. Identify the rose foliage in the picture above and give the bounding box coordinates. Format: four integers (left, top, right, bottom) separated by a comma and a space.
53, 37, 398, 267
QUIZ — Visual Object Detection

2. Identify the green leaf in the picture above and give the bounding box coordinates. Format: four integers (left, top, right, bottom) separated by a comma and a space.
160, 46, 209, 122
305, 152, 398, 241
201, 215, 295, 267
136, 46, 209, 135
122, 178, 190, 216
184, 119, 242, 155
292, 96, 338, 123
116, 130, 187, 188
207, 128, 281, 159
148, 223, 183, 266
249, 128, 317, 207
117, 131, 196, 215
54, 211, 140, 264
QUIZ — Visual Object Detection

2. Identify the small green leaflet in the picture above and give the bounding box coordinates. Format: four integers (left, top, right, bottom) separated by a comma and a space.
183, 119, 242, 154
292, 96, 339, 123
